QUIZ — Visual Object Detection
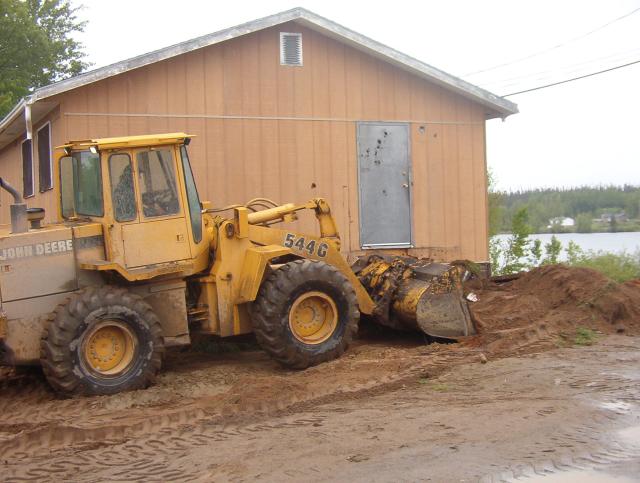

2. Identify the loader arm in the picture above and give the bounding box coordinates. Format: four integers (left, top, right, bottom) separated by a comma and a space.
247, 223, 375, 315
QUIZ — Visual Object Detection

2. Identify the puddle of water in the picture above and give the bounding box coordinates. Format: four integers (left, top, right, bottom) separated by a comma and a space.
525, 469, 636, 482
618, 425, 640, 444
601, 401, 633, 413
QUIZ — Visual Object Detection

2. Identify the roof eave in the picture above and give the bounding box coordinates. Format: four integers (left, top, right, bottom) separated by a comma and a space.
2, 7, 517, 134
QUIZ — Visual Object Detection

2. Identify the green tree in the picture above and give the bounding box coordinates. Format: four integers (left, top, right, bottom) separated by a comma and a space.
0, 0, 88, 116
501, 207, 531, 274
487, 168, 502, 237
565, 241, 584, 265
542, 235, 562, 265
529, 238, 542, 266
576, 213, 592, 233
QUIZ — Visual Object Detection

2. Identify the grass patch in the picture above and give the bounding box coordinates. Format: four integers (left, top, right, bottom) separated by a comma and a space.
574, 327, 598, 346
430, 383, 451, 392
418, 379, 450, 392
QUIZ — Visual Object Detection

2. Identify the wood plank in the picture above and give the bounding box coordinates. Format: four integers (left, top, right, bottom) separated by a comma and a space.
141, 60, 169, 135
258, 29, 278, 117
293, 27, 312, 118
223, 119, 244, 204
203, 44, 224, 115
393, 70, 411, 119
377, 60, 395, 120
87, 80, 109, 138
242, 119, 262, 201
127, 67, 149, 135
259, 119, 281, 202
222, 37, 243, 116
310, 31, 330, 119
411, 123, 429, 248
441, 90, 461, 259
472, 118, 489, 260
204, 119, 225, 204
327, 39, 346, 119
456, 97, 476, 260
344, 47, 363, 120
359, 52, 379, 120
241, 36, 260, 117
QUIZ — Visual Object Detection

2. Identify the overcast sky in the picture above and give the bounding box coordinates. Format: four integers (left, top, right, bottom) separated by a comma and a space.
73, 0, 640, 191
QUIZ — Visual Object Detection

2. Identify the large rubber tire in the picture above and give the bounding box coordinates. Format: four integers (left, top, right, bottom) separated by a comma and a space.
250, 259, 359, 369
40, 286, 164, 396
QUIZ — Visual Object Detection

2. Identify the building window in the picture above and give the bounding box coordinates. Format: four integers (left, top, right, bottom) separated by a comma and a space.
22, 139, 34, 198
280, 32, 303, 66
37, 122, 52, 192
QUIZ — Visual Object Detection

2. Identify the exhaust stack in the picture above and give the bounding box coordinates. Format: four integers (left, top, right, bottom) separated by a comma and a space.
0, 178, 28, 233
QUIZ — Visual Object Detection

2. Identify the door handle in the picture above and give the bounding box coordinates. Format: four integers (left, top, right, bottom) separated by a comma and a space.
402, 183, 409, 188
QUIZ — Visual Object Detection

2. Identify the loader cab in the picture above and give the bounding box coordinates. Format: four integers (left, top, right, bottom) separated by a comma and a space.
57, 133, 209, 274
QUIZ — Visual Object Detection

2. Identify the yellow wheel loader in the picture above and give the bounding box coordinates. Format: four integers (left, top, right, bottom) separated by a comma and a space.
0, 133, 474, 396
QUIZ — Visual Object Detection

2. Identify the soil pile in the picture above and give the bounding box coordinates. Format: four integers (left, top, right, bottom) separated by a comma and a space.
467, 265, 640, 355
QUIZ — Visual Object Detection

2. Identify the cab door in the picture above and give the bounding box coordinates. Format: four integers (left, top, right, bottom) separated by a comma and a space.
107, 147, 191, 268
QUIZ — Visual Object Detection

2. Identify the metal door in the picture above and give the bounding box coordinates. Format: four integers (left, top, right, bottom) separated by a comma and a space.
357, 122, 412, 248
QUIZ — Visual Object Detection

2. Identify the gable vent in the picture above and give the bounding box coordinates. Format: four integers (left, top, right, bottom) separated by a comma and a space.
280, 32, 303, 66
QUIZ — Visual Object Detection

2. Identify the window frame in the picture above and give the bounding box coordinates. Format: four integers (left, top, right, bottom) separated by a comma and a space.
37, 121, 53, 192
21, 138, 34, 198
109, 152, 138, 222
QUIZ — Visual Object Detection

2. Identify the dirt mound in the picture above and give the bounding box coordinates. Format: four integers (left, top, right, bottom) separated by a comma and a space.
467, 265, 640, 355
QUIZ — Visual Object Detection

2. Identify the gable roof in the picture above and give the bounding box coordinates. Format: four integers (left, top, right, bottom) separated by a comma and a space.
0, 7, 517, 148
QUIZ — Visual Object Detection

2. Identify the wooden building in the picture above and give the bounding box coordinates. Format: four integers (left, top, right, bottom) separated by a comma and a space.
0, 8, 517, 262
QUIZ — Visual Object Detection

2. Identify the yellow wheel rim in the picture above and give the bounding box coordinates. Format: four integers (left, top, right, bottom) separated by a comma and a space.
82, 321, 137, 377
288, 291, 338, 345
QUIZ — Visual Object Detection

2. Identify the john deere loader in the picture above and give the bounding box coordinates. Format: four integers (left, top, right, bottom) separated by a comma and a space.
0, 133, 474, 396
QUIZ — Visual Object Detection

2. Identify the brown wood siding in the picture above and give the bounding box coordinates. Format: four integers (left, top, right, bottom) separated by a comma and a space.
0, 106, 64, 226
0, 22, 490, 261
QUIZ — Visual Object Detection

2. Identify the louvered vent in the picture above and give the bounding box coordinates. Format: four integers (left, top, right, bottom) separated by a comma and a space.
280, 32, 303, 66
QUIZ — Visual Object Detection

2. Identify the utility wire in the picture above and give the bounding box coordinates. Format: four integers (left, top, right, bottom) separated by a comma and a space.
465, 6, 640, 76
480, 47, 640, 88
502, 59, 640, 96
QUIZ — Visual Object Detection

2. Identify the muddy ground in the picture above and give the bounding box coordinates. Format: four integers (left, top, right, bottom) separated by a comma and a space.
1, 265, 639, 482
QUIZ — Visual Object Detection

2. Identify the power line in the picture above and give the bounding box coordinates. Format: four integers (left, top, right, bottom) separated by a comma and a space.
480, 47, 640, 88
465, 6, 640, 77
502, 59, 640, 96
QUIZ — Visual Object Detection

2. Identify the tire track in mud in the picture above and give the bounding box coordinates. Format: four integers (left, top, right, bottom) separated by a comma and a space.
0, 348, 477, 481
4, 338, 636, 482
478, 346, 640, 482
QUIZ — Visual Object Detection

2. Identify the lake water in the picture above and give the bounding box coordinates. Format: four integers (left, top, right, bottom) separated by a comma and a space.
493, 232, 640, 261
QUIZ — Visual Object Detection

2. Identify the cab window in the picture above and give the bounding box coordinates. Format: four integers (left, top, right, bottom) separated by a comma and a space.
180, 145, 202, 243
59, 156, 75, 218
136, 149, 180, 218
74, 151, 103, 217
109, 153, 136, 221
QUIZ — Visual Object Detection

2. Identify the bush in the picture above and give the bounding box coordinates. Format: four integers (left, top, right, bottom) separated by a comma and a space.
569, 249, 640, 283
490, 233, 640, 282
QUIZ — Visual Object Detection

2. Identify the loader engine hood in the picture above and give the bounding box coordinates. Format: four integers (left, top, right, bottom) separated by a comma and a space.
0, 225, 78, 303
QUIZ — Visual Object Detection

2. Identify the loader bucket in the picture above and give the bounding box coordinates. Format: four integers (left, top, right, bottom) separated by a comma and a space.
415, 291, 475, 338
354, 255, 476, 340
